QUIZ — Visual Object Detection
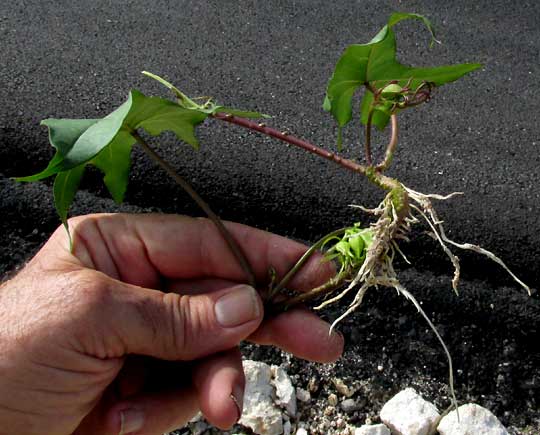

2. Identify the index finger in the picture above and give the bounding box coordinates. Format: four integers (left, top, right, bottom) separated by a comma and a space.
56, 213, 334, 290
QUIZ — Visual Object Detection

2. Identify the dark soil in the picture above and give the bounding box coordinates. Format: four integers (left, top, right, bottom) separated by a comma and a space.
1, 0, 539, 433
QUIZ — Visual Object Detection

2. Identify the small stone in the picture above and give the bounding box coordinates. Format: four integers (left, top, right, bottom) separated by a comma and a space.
324, 405, 335, 416
271, 365, 297, 416
283, 420, 292, 435
308, 377, 319, 393
380, 388, 440, 435
437, 403, 509, 435
333, 377, 354, 397
296, 429, 308, 435
296, 388, 311, 403
328, 393, 338, 406
341, 398, 361, 413
354, 424, 391, 435
240, 360, 283, 435
191, 421, 209, 435
336, 417, 345, 428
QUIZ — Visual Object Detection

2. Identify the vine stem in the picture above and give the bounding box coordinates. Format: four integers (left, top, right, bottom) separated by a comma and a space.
273, 271, 350, 311
376, 114, 399, 171
269, 227, 349, 300
132, 131, 257, 288
365, 109, 374, 165
212, 113, 368, 176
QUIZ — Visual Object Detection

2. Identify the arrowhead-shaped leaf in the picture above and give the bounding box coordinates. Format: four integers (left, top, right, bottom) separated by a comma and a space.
324, 13, 482, 130
53, 165, 86, 225
17, 90, 209, 222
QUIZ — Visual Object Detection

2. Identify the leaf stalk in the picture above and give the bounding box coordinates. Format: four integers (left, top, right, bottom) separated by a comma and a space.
132, 131, 257, 288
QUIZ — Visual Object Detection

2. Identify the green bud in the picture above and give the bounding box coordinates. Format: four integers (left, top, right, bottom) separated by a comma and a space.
381, 83, 403, 99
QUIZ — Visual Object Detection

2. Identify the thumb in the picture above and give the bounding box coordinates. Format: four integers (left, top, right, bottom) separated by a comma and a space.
87, 279, 263, 360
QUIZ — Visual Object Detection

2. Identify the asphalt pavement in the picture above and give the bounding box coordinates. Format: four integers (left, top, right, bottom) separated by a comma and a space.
1, 0, 539, 288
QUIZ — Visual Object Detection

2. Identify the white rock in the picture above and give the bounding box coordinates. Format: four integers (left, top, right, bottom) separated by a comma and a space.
240, 360, 283, 435
283, 419, 292, 435
379, 388, 440, 435
354, 424, 391, 435
191, 420, 209, 435
296, 388, 311, 403
296, 428, 308, 435
341, 398, 361, 413
271, 365, 297, 416
437, 403, 509, 435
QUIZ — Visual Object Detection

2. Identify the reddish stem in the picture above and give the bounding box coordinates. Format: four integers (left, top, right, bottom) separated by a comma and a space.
212, 113, 367, 176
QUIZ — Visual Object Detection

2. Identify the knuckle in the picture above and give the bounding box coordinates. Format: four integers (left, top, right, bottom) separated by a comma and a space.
165, 293, 212, 359
68, 269, 113, 316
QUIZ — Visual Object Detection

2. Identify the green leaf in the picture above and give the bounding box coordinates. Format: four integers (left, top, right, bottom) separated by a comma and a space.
18, 89, 209, 222
126, 90, 207, 148
91, 129, 136, 203
17, 119, 99, 181
324, 13, 482, 130
53, 165, 85, 224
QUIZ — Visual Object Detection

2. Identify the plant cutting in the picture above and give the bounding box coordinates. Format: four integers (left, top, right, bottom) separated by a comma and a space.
17, 12, 531, 410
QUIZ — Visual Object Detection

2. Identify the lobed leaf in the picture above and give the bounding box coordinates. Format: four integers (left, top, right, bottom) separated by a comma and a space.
324, 13, 482, 131
17, 90, 209, 222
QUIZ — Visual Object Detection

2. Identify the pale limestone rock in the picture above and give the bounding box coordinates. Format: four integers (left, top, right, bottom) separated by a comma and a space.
341, 398, 361, 413
296, 388, 311, 403
271, 365, 297, 416
354, 424, 391, 435
296, 428, 308, 435
283, 419, 292, 435
437, 403, 509, 435
379, 388, 440, 435
240, 360, 283, 435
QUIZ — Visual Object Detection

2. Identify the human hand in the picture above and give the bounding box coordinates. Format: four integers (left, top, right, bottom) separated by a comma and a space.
0, 213, 343, 435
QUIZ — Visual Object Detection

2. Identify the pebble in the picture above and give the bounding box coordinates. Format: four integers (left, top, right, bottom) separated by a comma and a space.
328, 393, 338, 406
354, 424, 391, 435
239, 360, 283, 435
296, 388, 311, 403
380, 388, 440, 435
332, 377, 354, 397
272, 365, 297, 416
437, 403, 509, 434
296, 429, 308, 435
341, 398, 361, 413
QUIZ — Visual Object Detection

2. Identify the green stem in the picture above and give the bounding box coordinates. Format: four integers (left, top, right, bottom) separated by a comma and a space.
365, 109, 374, 166
133, 131, 257, 289
273, 270, 350, 311
375, 114, 399, 171
269, 227, 349, 300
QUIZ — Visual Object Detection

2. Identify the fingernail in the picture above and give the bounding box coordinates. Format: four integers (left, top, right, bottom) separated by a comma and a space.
119, 408, 144, 434
231, 384, 245, 421
215, 285, 260, 327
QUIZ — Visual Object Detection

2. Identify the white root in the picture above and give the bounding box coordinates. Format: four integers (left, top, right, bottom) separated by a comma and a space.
317, 184, 531, 413
405, 185, 532, 296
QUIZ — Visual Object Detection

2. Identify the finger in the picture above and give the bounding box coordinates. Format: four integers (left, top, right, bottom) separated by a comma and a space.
166, 279, 344, 362
166, 277, 238, 295
249, 308, 344, 363
193, 348, 245, 430
78, 275, 263, 361
105, 387, 199, 435
50, 213, 334, 290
